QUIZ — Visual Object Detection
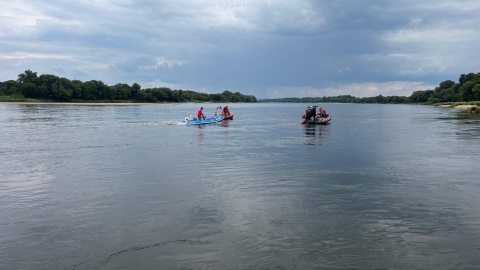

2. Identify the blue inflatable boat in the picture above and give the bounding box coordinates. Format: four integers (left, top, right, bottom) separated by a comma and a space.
181, 115, 224, 125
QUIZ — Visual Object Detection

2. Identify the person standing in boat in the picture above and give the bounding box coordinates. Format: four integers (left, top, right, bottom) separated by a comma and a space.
306, 106, 317, 122
305, 107, 312, 122
197, 107, 205, 120
222, 106, 230, 116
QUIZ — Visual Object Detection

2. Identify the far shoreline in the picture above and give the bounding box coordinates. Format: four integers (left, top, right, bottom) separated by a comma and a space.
1, 101, 478, 112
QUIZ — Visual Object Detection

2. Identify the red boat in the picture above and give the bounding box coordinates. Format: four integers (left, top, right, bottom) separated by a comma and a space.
221, 106, 234, 120
301, 114, 331, 125
222, 112, 233, 120
301, 106, 331, 125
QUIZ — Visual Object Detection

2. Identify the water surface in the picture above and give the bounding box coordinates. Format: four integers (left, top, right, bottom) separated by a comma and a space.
1, 103, 480, 269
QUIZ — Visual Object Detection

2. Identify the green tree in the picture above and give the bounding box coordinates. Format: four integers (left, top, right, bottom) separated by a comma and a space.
17, 70, 38, 84
473, 84, 480, 100
20, 82, 37, 97
82, 81, 98, 100
459, 73, 475, 84
71, 80, 83, 99
458, 81, 475, 101
3, 70, 258, 103
437, 80, 455, 91
410, 90, 434, 103
1, 80, 20, 96
131, 83, 141, 100
113, 83, 131, 100
95, 81, 108, 100
210, 93, 223, 102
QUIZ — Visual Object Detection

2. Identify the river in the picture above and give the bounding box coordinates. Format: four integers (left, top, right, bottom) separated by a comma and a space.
1, 102, 479, 269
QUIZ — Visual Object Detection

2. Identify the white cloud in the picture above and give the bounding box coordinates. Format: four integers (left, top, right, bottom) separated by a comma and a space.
384, 28, 477, 44
375, 27, 480, 75
0, 2, 48, 37
139, 57, 185, 70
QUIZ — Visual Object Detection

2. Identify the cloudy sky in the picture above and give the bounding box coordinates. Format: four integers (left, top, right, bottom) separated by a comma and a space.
1, 0, 479, 98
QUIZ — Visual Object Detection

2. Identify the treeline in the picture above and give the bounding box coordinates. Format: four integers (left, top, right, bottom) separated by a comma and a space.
410, 72, 480, 103
259, 72, 480, 104
0, 70, 257, 103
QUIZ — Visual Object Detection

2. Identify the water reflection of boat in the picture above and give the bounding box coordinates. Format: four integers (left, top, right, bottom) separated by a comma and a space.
303, 125, 327, 145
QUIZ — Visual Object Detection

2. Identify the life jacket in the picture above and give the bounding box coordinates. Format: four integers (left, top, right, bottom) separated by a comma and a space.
305, 109, 311, 118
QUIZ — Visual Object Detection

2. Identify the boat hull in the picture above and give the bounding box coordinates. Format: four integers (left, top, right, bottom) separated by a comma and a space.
181, 115, 224, 125
222, 112, 234, 120
301, 114, 331, 125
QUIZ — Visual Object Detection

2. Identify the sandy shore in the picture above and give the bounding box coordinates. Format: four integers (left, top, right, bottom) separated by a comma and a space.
439, 104, 477, 110
453, 104, 477, 110
0, 102, 175, 106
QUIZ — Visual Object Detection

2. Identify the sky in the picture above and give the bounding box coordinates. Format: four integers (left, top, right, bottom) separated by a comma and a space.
1, 0, 480, 99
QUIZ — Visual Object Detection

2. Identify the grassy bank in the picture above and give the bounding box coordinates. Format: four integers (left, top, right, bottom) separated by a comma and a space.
0, 96, 40, 102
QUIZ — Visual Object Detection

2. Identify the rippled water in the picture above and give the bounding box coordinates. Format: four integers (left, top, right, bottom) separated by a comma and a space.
1, 103, 480, 269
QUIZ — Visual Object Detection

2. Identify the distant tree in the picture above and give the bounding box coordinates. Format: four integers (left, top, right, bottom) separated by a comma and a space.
1, 80, 20, 96
2, 70, 258, 103
458, 81, 475, 101
459, 73, 475, 84
82, 81, 98, 100
135, 91, 147, 102
154, 90, 168, 101
95, 81, 108, 100
113, 83, 131, 100
71, 80, 83, 99
131, 83, 141, 100
437, 80, 455, 91
20, 82, 37, 97
428, 96, 439, 104
410, 90, 434, 103
17, 70, 38, 84
473, 84, 480, 100
210, 93, 223, 102
438, 88, 456, 102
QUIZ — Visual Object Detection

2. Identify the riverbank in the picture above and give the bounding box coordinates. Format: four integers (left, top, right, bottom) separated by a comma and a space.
437, 102, 479, 113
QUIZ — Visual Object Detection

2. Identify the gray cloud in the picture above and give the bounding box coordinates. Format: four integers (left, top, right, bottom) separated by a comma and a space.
1, 0, 479, 98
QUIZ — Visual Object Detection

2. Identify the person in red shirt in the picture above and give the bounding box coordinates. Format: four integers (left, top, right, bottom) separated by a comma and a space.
197, 107, 205, 120
222, 105, 230, 116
